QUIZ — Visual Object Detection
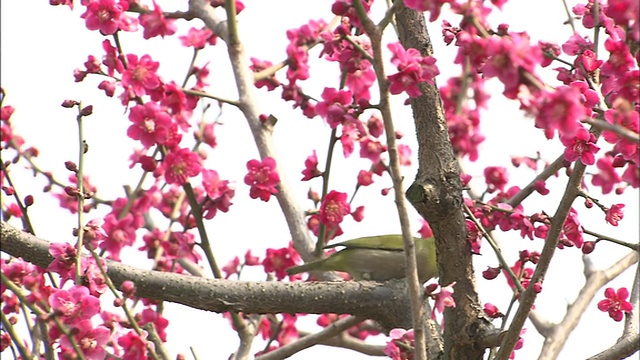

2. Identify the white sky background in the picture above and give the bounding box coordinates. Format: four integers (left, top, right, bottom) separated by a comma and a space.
1, 1, 638, 359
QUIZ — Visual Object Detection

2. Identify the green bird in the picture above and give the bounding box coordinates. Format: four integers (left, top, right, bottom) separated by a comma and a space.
286, 235, 437, 282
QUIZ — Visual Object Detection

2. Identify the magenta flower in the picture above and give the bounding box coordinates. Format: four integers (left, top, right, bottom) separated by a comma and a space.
605, 204, 625, 226
598, 287, 633, 321
122, 54, 161, 97
359, 138, 386, 163
592, 156, 622, 194
484, 166, 508, 193
163, 148, 202, 185
560, 126, 600, 165
49, 285, 100, 324
387, 42, 439, 98
117, 330, 149, 360
533, 86, 589, 138
244, 157, 280, 202
263, 242, 301, 280
127, 102, 173, 148
100, 213, 137, 261
560, 208, 584, 249
383, 328, 415, 360
201, 169, 235, 219
319, 190, 350, 227
81, 0, 133, 35
101, 39, 124, 76
301, 150, 321, 181
179, 27, 214, 49
315, 87, 354, 128
139, 2, 177, 39
357, 170, 374, 187
60, 319, 110, 360
48, 243, 77, 283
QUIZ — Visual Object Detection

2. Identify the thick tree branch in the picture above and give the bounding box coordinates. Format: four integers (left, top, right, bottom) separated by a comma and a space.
1, 221, 415, 329
352, 2, 428, 360
586, 333, 639, 360
394, 3, 490, 359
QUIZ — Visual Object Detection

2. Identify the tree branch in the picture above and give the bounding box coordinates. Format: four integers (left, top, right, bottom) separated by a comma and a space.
352, 2, 428, 360
495, 158, 589, 359
256, 316, 364, 360
537, 251, 639, 359
1, 221, 415, 329
394, 3, 490, 359
188, 0, 315, 261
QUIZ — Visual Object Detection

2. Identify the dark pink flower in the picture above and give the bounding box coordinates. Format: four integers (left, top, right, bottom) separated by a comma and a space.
315, 87, 354, 128
560, 126, 600, 165
560, 208, 583, 249
263, 242, 301, 280
605, 204, 625, 226
48, 243, 77, 283
577, 49, 603, 73
351, 205, 365, 222
244, 157, 280, 201
383, 328, 415, 360
179, 27, 214, 49
562, 33, 593, 56
117, 330, 149, 360
100, 213, 137, 261
357, 170, 374, 187
301, 150, 322, 181
533, 180, 550, 196
359, 138, 386, 163
49, 285, 100, 324
244, 250, 261, 266
140, 2, 177, 39
222, 256, 241, 279
340, 122, 361, 157
482, 32, 542, 97
483, 302, 504, 318
602, 103, 639, 160
622, 162, 639, 188
53, 174, 97, 214
201, 169, 235, 219
598, 287, 633, 321
418, 219, 434, 239
121, 54, 161, 97
127, 102, 173, 148
250, 57, 280, 91
139, 308, 168, 342
484, 166, 508, 193
387, 42, 439, 98
162, 148, 202, 185
319, 190, 350, 227
483, 267, 501, 280
162, 232, 201, 264
431, 282, 456, 317
60, 319, 110, 360
398, 144, 412, 166
101, 39, 124, 76
592, 156, 622, 194
81, 0, 134, 35
532, 86, 589, 138
404, 0, 451, 20
366, 114, 384, 138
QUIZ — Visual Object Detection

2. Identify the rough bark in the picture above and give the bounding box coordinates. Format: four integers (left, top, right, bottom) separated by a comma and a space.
394, 3, 492, 359
1, 221, 416, 330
